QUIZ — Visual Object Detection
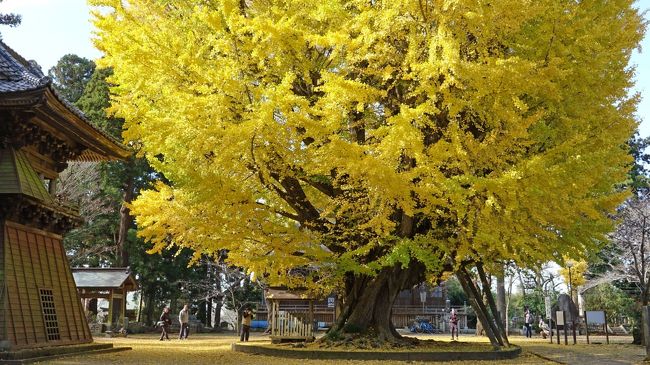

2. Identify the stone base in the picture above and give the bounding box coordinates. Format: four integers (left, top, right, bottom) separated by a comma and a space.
0, 343, 131, 364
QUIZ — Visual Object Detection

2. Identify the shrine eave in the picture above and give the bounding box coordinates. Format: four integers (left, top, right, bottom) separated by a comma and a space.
1, 87, 130, 162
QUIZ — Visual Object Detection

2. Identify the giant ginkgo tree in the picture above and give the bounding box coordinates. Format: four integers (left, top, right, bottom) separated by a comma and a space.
91, 0, 644, 345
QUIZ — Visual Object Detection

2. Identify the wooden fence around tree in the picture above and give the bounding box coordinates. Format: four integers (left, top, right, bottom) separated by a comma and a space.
255, 302, 469, 332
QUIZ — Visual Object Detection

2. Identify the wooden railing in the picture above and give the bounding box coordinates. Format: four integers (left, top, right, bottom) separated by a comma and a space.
391, 305, 469, 330
256, 305, 335, 325
256, 302, 469, 332
269, 310, 314, 342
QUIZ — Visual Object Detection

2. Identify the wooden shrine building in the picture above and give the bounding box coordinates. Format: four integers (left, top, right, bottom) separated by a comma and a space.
72, 268, 138, 330
266, 288, 316, 343
0, 40, 129, 352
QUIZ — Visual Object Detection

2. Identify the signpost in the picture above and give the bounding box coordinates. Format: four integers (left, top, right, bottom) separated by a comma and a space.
556, 311, 566, 345
585, 310, 609, 345
419, 287, 427, 313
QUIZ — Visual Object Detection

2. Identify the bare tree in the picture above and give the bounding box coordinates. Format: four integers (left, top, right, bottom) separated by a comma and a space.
56, 162, 112, 218
608, 196, 650, 305
56, 162, 119, 265
176, 258, 265, 331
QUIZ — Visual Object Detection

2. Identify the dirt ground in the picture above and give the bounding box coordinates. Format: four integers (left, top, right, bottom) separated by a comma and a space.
34, 332, 642, 365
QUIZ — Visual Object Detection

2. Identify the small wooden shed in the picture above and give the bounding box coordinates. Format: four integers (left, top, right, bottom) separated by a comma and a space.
72, 268, 138, 330
266, 288, 316, 343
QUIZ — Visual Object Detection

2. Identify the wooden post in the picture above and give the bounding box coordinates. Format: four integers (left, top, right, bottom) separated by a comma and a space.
563, 311, 568, 345
309, 300, 314, 337
572, 320, 577, 345
120, 287, 126, 330
584, 311, 590, 345
269, 301, 273, 336
271, 301, 276, 336
604, 311, 610, 345
556, 310, 563, 345
549, 318, 553, 343
107, 289, 114, 328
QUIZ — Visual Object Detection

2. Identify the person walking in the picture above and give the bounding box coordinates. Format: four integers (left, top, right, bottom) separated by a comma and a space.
450, 308, 459, 341
159, 307, 172, 341
240, 307, 254, 342
179, 304, 190, 340
524, 309, 533, 338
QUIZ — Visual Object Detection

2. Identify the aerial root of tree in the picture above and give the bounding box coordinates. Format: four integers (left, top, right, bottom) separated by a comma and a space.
456, 267, 509, 348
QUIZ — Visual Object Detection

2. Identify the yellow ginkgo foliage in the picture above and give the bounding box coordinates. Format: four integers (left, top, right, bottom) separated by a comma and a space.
559, 259, 588, 294
90, 0, 644, 341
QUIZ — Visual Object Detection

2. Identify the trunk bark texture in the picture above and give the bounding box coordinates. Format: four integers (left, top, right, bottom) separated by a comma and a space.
496, 270, 507, 330
456, 269, 503, 347
476, 264, 509, 346
117, 170, 135, 267
214, 302, 222, 328
331, 263, 424, 342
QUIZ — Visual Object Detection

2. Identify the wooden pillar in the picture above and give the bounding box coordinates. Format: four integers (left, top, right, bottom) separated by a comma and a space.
107, 290, 113, 328
604, 311, 610, 345
120, 287, 126, 329
270, 301, 276, 336
309, 300, 314, 336
585, 311, 590, 345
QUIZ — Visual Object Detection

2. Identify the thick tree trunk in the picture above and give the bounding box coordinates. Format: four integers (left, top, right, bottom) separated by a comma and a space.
214, 301, 222, 328
146, 294, 154, 325
496, 269, 507, 331
117, 172, 134, 267
330, 263, 424, 342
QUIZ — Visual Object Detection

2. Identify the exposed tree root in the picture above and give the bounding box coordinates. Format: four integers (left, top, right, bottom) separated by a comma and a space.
317, 328, 420, 350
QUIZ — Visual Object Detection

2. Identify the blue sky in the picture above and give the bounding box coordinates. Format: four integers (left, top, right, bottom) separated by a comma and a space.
1, 0, 649, 137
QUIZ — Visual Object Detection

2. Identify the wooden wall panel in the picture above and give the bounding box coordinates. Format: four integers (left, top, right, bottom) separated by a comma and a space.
1, 222, 92, 350
27, 232, 46, 343
5, 226, 26, 347
48, 236, 72, 341
17, 229, 38, 345
0, 222, 6, 347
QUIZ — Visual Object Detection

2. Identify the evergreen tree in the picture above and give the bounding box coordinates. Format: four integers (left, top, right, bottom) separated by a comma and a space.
0, 1, 20, 31
48, 54, 95, 103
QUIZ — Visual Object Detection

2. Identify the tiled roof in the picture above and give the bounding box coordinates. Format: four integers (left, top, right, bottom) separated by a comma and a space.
0, 147, 55, 204
265, 288, 313, 300
0, 41, 49, 93
0, 40, 129, 157
72, 268, 138, 290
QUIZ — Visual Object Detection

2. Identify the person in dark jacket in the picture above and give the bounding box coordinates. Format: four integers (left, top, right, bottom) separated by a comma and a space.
240, 307, 254, 342
159, 307, 172, 340
450, 308, 459, 340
